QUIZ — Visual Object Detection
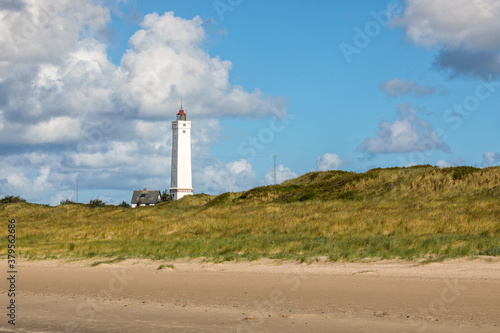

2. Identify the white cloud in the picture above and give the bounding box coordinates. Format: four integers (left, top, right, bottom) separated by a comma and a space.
404, 162, 417, 168
359, 103, 449, 154
0, 5, 288, 204
436, 159, 452, 168
130, 11, 204, 50
0, 0, 110, 63
195, 159, 257, 193
316, 153, 347, 171
480, 151, 500, 167
0, 145, 172, 205
0, 39, 115, 145
24, 116, 81, 143
393, 0, 500, 50
264, 164, 297, 185
0, 7, 286, 145
380, 78, 447, 97
393, 0, 500, 77
435, 159, 465, 168
69, 141, 140, 168
0, 156, 61, 204
119, 11, 287, 118
0, 110, 4, 131
227, 159, 253, 174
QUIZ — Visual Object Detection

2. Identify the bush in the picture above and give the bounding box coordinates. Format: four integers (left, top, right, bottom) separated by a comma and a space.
161, 190, 172, 202
119, 200, 131, 208
451, 166, 479, 180
60, 199, 76, 205
0, 196, 27, 204
88, 199, 105, 207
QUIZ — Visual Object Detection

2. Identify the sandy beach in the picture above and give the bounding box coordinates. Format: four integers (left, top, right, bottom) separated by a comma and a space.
1, 258, 499, 332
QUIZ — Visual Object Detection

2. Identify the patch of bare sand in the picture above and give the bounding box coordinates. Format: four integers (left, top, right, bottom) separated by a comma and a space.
1, 257, 499, 332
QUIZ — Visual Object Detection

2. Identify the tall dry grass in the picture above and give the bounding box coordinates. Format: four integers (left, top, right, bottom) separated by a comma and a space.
0, 166, 499, 262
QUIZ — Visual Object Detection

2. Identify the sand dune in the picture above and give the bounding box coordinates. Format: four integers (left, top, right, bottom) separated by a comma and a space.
1, 258, 499, 332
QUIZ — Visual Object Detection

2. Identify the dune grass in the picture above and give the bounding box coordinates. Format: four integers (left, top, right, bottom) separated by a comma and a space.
1, 166, 499, 262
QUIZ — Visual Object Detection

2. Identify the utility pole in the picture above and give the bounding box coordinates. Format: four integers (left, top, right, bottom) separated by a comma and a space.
76, 179, 78, 203
273, 155, 277, 184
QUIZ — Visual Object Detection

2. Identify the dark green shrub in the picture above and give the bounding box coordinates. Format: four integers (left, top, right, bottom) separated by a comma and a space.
451, 166, 479, 180
161, 189, 172, 202
88, 199, 105, 207
60, 199, 76, 205
118, 200, 131, 208
0, 196, 27, 204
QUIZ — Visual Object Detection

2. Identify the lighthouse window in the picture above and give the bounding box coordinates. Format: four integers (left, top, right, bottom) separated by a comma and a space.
183, 124, 186, 126
183, 130, 186, 133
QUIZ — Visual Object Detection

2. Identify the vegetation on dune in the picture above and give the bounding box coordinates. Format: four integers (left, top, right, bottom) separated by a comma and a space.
60, 199, 77, 205
88, 199, 106, 207
1, 196, 27, 204
118, 201, 131, 208
0, 166, 499, 263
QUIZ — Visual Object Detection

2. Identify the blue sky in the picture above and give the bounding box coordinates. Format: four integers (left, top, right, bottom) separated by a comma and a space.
0, 0, 499, 205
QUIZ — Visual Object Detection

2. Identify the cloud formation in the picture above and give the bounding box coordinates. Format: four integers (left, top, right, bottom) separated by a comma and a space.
394, 0, 500, 50
119, 11, 287, 118
0, 0, 110, 64
480, 151, 500, 168
394, 0, 500, 77
0, 3, 287, 204
435, 159, 465, 168
195, 159, 257, 194
0, 7, 287, 145
380, 78, 447, 97
0, 0, 26, 11
435, 159, 452, 168
358, 103, 449, 154
264, 164, 297, 185
433, 49, 500, 78
316, 153, 347, 171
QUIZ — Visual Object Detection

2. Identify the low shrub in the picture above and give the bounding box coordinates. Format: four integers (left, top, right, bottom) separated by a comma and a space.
0, 196, 26, 204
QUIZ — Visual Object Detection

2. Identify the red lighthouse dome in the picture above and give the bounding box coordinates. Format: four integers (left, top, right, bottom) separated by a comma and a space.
177, 102, 186, 121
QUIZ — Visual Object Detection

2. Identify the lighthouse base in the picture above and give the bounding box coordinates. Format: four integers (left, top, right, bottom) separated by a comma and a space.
170, 188, 193, 201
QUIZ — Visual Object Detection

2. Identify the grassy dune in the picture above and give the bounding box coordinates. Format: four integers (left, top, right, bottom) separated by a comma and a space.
1, 165, 499, 262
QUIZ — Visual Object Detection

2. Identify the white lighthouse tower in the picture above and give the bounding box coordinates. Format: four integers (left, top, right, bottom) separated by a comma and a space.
170, 103, 193, 200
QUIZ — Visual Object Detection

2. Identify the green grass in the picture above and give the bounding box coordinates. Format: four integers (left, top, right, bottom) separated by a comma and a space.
1, 166, 499, 262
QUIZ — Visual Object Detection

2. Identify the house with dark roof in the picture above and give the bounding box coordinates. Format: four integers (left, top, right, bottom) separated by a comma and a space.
131, 189, 161, 208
